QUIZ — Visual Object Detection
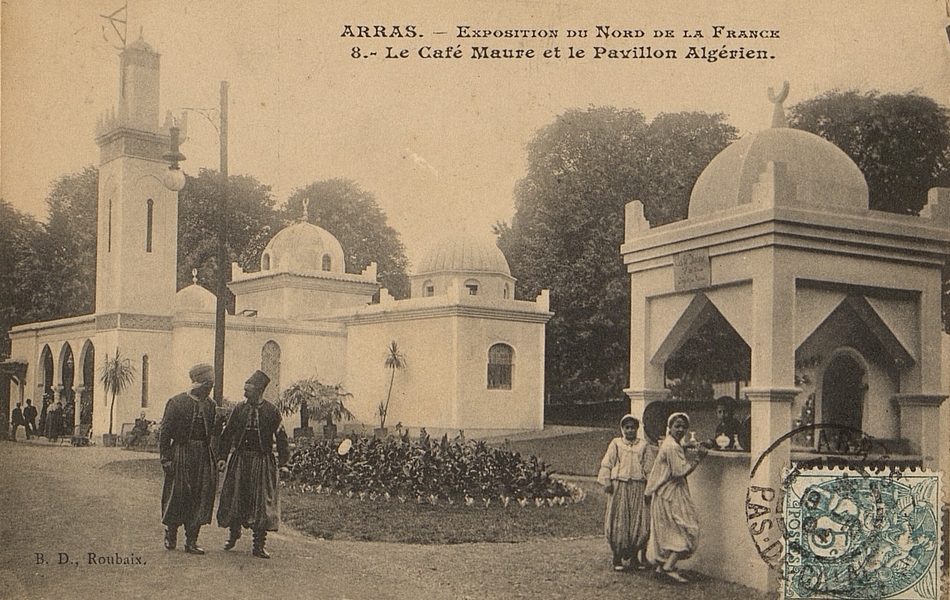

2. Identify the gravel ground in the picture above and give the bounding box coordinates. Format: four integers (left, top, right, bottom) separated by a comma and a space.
0, 439, 772, 600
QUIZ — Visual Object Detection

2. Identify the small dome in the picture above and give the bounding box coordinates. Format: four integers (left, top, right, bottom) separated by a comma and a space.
417, 234, 511, 276
175, 283, 216, 312
688, 128, 869, 219
260, 221, 345, 275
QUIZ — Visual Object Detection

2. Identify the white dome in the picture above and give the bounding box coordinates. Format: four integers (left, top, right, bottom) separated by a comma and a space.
688, 128, 869, 219
260, 221, 346, 275
175, 283, 216, 312
416, 235, 511, 276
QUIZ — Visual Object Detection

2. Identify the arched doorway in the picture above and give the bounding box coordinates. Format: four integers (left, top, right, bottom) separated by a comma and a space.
820, 351, 866, 451
38, 345, 54, 434
80, 341, 95, 426
60, 344, 76, 432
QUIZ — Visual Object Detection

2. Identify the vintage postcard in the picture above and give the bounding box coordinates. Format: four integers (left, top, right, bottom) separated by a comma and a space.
2, 1, 948, 599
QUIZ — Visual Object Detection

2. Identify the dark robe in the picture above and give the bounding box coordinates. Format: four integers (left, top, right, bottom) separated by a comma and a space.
159, 392, 218, 529
216, 399, 289, 531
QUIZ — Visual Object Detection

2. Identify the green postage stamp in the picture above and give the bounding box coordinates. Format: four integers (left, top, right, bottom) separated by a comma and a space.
782, 466, 943, 600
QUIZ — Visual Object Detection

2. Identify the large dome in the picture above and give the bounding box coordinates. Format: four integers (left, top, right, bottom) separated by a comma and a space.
175, 282, 216, 312
688, 128, 869, 219
416, 234, 511, 276
260, 221, 346, 275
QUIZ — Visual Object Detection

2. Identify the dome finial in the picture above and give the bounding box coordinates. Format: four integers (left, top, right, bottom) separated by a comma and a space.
301, 198, 310, 222
191, 268, 198, 284
768, 81, 790, 128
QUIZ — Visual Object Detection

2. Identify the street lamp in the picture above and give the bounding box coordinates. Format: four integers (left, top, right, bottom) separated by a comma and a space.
162, 82, 230, 407
161, 126, 187, 192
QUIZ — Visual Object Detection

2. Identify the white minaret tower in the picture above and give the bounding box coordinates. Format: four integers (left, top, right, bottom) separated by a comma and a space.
94, 33, 179, 318
90, 33, 181, 439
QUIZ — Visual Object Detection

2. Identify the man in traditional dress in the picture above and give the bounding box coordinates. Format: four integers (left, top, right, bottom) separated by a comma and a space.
11, 402, 24, 441
216, 370, 289, 558
159, 363, 218, 554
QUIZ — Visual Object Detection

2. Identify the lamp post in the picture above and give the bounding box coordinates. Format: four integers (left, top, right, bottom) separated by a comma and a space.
163, 81, 230, 406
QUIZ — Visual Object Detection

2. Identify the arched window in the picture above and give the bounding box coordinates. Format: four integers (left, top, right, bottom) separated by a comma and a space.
503, 284, 510, 299
262, 252, 271, 270
321, 254, 332, 271
487, 343, 514, 390
464, 279, 480, 296
107, 196, 113, 252
261, 341, 281, 403
423, 280, 435, 297
141, 355, 149, 408
145, 199, 154, 252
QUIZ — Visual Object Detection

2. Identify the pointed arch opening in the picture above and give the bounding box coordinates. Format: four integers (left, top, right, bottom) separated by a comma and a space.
261, 340, 281, 404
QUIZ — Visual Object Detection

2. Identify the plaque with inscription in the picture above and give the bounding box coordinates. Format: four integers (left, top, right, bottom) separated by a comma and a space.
673, 248, 711, 291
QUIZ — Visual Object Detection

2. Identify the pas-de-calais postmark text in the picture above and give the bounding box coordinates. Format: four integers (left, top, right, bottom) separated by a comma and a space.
782, 466, 942, 600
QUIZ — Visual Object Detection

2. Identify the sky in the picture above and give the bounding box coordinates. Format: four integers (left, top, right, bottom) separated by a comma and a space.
2, 0, 949, 269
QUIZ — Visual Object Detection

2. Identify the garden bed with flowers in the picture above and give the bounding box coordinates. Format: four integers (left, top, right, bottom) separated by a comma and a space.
280, 432, 602, 543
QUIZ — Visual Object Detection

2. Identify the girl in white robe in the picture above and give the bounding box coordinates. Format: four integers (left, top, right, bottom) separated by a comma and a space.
645, 412, 707, 583
598, 414, 658, 571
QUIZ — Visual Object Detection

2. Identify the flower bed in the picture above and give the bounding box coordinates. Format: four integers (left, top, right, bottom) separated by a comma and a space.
285, 432, 583, 507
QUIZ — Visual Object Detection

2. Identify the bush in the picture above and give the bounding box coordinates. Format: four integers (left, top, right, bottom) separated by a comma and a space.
286, 432, 580, 506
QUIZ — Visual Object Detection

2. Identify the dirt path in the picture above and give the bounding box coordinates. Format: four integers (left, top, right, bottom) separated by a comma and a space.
0, 440, 769, 600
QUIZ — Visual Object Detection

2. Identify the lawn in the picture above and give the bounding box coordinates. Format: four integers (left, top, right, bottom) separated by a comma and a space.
104, 429, 617, 545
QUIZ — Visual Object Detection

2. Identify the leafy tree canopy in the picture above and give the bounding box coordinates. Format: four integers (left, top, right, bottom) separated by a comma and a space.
497, 107, 738, 401
788, 90, 950, 215
282, 179, 410, 299
177, 169, 277, 292
0, 199, 46, 358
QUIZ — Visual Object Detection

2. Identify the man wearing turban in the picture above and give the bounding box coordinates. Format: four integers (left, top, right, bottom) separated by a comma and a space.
216, 370, 289, 558
159, 363, 218, 554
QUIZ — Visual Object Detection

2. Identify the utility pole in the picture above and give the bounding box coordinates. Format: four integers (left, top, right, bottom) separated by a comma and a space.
213, 81, 229, 406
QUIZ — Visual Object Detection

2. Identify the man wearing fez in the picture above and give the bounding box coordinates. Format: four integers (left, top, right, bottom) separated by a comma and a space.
159, 363, 218, 554
216, 370, 289, 558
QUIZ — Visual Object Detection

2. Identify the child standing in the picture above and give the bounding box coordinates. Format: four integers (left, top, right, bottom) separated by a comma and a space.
645, 412, 708, 583
598, 414, 657, 571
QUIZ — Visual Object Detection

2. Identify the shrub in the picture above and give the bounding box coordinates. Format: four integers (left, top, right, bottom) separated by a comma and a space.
286, 432, 581, 506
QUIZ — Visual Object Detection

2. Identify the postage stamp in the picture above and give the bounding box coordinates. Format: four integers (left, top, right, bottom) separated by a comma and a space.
781, 466, 943, 600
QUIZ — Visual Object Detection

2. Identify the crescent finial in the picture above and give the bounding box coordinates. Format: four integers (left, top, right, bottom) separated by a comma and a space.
767, 81, 790, 128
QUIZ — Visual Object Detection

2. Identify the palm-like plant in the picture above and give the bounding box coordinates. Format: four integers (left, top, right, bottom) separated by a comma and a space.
277, 377, 354, 430
99, 349, 136, 436
379, 340, 406, 429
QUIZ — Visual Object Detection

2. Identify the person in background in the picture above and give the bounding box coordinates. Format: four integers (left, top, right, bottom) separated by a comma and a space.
597, 414, 657, 571
127, 411, 152, 448
159, 363, 218, 555
11, 402, 24, 441
646, 412, 707, 583
216, 370, 289, 559
23, 399, 38, 439
712, 396, 741, 449
46, 402, 63, 442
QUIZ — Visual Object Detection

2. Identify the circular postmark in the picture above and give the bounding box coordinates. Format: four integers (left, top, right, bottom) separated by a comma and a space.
745, 423, 940, 598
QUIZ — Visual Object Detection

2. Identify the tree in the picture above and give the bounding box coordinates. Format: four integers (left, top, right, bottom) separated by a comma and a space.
789, 90, 950, 331
99, 348, 136, 438
282, 179, 410, 298
177, 169, 278, 293
0, 199, 46, 358
378, 340, 406, 430
497, 107, 737, 401
789, 90, 950, 216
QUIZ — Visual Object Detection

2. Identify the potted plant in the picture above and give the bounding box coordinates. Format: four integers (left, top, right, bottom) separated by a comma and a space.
277, 377, 354, 440
98, 349, 136, 447
376, 341, 406, 438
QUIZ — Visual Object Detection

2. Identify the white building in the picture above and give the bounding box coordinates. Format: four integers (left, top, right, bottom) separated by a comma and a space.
4, 37, 551, 442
